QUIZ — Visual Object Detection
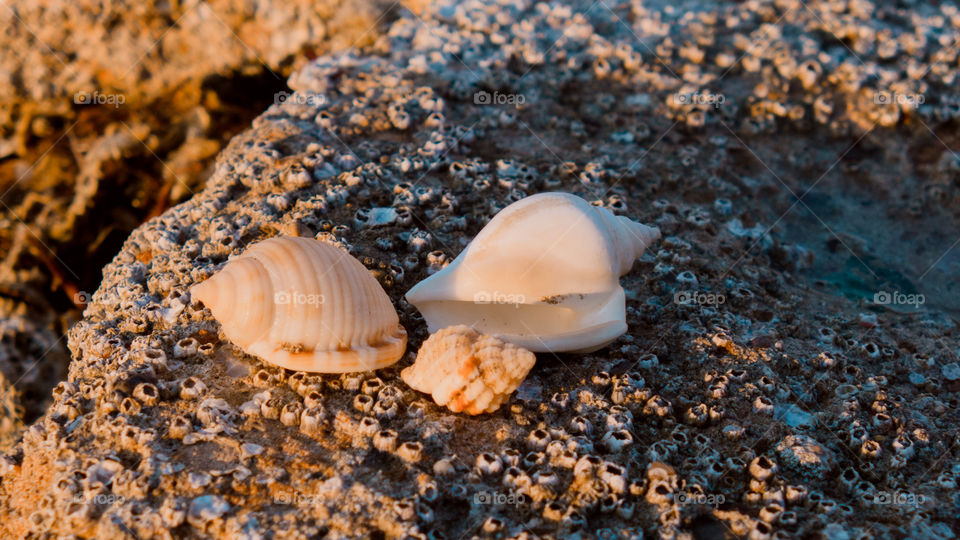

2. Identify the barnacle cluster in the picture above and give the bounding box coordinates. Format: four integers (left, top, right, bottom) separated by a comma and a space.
0, 0, 958, 537
0, 0, 394, 447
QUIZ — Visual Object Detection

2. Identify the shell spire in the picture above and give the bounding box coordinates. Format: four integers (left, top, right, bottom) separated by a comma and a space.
190, 257, 274, 351
191, 236, 407, 373
607, 213, 662, 275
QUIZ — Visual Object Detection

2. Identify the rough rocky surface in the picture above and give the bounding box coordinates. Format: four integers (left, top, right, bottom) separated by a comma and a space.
0, 0, 390, 254
0, 0, 392, 441
2, 0, 960, 537
0, 299, 69, 452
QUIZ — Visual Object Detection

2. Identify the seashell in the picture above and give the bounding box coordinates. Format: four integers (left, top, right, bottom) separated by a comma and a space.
405, 192, 660, 352
402, 325, 536, 415
191, 236, 406, 373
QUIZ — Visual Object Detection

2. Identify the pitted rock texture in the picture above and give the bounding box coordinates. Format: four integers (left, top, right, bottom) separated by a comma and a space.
0, 0, 392, 442
2, 0, 959, 538
0, 299, 69, 452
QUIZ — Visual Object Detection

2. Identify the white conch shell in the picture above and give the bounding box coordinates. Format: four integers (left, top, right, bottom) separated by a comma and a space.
402, 325, 536, 414
191, 236, 407, 373
405, 192, 660, 353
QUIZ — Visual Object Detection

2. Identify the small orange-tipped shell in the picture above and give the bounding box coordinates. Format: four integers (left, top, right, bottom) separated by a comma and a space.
402, 325, 536, 414
191, 236, 406, 373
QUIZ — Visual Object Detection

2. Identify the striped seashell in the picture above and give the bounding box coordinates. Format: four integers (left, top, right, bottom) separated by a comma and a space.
402, 325, 536, 414
191, 236, 406, 373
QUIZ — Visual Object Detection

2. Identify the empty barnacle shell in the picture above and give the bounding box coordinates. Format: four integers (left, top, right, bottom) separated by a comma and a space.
191, 236, 407, 373
405, 192, 660, 352
402, 325, 536, 415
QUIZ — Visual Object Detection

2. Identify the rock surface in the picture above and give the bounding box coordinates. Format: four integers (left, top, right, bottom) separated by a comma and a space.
0, 0, 392, 442
2, 0, 960, 537
0, 299, 68, 452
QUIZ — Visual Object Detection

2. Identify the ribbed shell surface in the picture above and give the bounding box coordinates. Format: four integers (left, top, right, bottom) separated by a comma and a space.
401, 325, 536, 414
191, 236, 406, 373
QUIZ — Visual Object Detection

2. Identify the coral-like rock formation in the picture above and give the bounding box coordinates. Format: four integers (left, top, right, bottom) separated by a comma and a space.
0, 0, 392, 438
0, 0, 958, 537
